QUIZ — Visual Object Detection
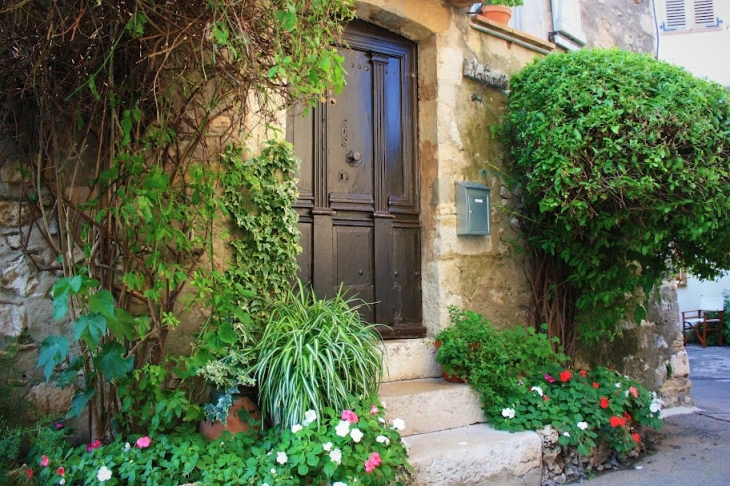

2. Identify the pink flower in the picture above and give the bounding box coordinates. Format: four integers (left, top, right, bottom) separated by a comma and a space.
629, 386, 639, 399
370, 405, 379, 415
86, 439, 102, 452
135, 436, 152, 449
341, 410, 359, 424
26, 469, 33, 479
57, 466, 65, 476
55, 422, 64, 429
544, 374, 556, 384
364, 451, 382, 473
40, 455, 49, 467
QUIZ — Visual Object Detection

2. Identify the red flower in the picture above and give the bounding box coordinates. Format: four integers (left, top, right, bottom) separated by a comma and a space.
593, 382, 599, 389
542, 395, 550, 401
559, 370, 572, 382
544, 374, 556, 383
623, 411, 632, 421
86, 439, 102, 452
631, 432, 640, 443
629, 386, 639, 399
26, 469, 33, 479
580, 369, 587, 377
40, 455, 49, 467
57, 466, 65, 476
135, 436, 152, 449
599, 397, 609, 409
609, 416, 627, 428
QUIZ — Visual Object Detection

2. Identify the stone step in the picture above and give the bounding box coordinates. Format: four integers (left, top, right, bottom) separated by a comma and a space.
383, 339, 441, 382
404, 424, 542, 486
379, 378, 484, 436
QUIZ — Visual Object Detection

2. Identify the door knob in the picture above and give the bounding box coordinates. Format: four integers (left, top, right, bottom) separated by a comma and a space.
346, 150, 362, 165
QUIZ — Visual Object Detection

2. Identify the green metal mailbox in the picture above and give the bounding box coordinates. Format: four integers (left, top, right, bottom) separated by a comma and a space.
455, 181, 491, 235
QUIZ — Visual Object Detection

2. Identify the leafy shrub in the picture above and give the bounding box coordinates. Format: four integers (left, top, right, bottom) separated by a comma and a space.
488, 365, 662, 456
435, 307, 567, 410
502, 48, 730, 346
253, 282, 384, 428
31, 397, 409, 486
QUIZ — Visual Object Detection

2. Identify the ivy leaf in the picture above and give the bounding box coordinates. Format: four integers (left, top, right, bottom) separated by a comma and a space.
67, 388, 95, 419
37, 335, 69, 381
51, 276, 83, 320
73, 313, 107, 348
104, 308, 138, 341
93, 341, 134, 380
88, 290, 115, 317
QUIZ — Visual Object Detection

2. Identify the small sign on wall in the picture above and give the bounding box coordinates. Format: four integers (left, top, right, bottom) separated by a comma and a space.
462, 58, 509, 91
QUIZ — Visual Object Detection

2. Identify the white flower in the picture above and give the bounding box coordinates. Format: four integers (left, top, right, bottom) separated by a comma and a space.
323, 441, 333, 451
302, 409, 317, 426
335, 420, 350, 437
276, 451, 288, 465
530, 386, 543, 397
97, 466, 112, 482
263, 483, 270, 486
59, 480, 65, 485
615, 382, 621, 388
376, 435, 390, 445
577, 421, 588, 430
350, 428, 364, 442
392, 418, 406, 431
333, 482, 347, 486
291, 424, 303, 433
562, 432, 570, 437
501, 408, 516, 419
270, 468, 276, 474
381, 400, 387, 408
124, 442, 131, 452
329, 448, 342, 464
378, 417, 386, 424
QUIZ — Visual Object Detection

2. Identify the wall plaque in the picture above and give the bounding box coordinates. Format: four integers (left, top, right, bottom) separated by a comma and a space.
462, 58, 510, 91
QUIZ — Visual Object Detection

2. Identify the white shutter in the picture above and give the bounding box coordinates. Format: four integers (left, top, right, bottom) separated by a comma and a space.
665, 0, 687, 30
550, 0, 586, 46
693, 0, 716, 28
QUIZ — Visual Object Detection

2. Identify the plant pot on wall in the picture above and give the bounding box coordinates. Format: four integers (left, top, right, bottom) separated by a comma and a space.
200, 388, 261, 440
479, 5, 512, 25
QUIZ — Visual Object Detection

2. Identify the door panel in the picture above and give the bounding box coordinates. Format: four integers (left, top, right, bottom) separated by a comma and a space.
289, 21, 423, 338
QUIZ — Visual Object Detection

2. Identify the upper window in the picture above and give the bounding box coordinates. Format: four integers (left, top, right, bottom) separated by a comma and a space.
662, 0, 721, 32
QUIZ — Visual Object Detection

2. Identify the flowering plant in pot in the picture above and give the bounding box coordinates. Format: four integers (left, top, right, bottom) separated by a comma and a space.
479, 0, 524, 25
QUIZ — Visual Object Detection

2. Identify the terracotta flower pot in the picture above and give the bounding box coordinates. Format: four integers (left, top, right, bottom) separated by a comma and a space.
200, 389, 262, 440
479, 5, 512, 25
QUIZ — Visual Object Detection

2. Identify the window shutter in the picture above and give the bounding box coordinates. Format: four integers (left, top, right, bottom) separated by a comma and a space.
665, 0, 687, 31
693, 0, 716, 27
550, 0, 586, 47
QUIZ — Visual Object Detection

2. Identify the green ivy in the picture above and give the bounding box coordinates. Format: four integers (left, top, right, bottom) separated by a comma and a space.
502, 49, 730, 345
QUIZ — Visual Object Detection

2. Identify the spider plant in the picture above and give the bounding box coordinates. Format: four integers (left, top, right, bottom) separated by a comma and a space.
252, 280, 384, 428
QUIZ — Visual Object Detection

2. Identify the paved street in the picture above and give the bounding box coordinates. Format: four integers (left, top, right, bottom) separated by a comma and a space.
583, 344, 730, 485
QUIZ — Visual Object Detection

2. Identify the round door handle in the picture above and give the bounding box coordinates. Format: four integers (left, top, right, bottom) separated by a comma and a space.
346, 151, 362, 162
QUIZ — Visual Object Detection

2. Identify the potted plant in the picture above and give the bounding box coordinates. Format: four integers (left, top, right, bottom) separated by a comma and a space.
251, 280, 384, 428
479, 0, 524, 25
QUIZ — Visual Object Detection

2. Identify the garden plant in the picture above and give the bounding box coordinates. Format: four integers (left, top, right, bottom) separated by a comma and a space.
501, 49, 730, 355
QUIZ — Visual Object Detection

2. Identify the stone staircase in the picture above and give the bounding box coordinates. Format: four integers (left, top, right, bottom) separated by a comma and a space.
380, 339, 542, 486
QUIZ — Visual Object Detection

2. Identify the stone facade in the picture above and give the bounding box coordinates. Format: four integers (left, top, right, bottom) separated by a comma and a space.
0, 0, 692, 418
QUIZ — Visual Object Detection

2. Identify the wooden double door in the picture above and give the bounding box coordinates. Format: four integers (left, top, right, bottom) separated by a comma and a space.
288, 21, 424, 338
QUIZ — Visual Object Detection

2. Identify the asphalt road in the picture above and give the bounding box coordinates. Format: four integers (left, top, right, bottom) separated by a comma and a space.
583, 344, 730, 486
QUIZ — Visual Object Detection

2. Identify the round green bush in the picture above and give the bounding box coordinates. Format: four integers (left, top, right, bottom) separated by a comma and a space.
503, 48, 730, 341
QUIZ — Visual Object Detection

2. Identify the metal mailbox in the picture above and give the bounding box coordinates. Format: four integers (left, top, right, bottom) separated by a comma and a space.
455, 181, 491, 235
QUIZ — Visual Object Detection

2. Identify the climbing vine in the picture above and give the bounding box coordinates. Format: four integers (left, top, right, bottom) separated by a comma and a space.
502, 49, 730, 355
0, 0, 354, 438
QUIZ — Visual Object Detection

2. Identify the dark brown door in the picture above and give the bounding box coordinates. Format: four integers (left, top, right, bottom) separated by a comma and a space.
288, 21, 424, 338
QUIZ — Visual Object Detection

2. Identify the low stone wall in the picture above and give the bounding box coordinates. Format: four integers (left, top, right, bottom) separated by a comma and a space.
577, 282, 692, 409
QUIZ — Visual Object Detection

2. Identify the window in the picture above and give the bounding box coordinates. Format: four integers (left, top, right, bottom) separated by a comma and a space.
662, 0, 720, 32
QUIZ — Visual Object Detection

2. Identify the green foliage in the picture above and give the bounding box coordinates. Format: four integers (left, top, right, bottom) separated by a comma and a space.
435, 307, 567, 410
485, 0, 524, 6
31, 398, 409, 486
502, 49, 730, 344
219, 140, 302, 321
253, 281, 384, 428
487, 366, 662, 457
